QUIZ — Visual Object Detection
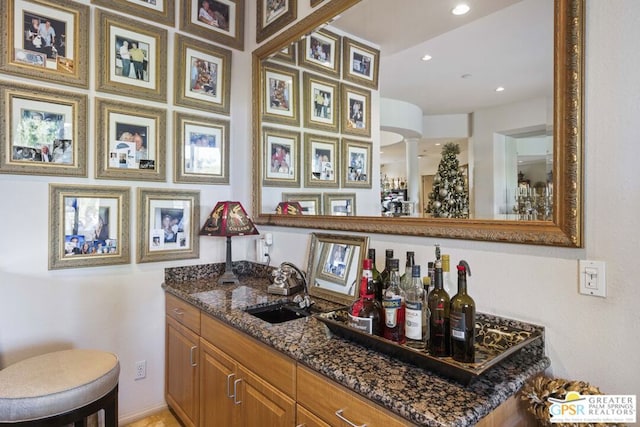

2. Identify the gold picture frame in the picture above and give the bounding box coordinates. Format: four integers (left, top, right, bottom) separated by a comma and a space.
323, 192, 356, 216
0, 0, 90, 88
303, 72, 340, 132
262, 61, 299, 126
94, 98, 166, 182
341, 138, 372, 188
90, 0, 175, 26
271, 43, 296, 65
341, 83, 371, 137
262, 126, 301, 187
342, 36, 380, 89
0, 81, 87, 177
95, 9, 168, 102
49, 184, 130, 270
298, 28, 341, 78
281, 192, 322, 215
174, 33, 232, 115
304, 133, 339, 188
317, 240, 355, 285
256, 0, 297, 44
180, 0, 245, 51
137, 188, 200, 263
174, 111, 230, 184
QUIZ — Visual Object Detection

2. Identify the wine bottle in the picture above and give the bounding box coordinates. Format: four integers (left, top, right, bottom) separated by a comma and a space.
427, 261, 435, 292
379, 249, 394, 289
428, 257, 450, 357
441, 254, 454, 295
382, 259, 405, 344
450, 260, 475, 363
368, 248, 383, 303
405, 265, 427, 350
400, 251, 415, 292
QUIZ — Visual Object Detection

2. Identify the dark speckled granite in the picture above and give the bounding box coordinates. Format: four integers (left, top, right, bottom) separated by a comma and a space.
163, 262, 550, 427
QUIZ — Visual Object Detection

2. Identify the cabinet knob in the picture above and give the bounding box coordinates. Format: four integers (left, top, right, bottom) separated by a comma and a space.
335, 409, 366, 427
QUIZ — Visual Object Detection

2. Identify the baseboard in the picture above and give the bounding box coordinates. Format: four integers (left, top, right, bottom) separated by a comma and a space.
118, 403, 169, 425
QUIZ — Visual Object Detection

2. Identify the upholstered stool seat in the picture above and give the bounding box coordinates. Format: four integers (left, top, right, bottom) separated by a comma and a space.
0, 349, 119, 426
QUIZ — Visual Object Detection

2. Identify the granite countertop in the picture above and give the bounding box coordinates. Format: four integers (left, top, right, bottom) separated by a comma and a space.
163, 261, 550, 427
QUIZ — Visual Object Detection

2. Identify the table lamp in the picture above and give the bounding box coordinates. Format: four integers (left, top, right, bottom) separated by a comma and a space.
200, 201, 258, 284
275, 201, 304, 215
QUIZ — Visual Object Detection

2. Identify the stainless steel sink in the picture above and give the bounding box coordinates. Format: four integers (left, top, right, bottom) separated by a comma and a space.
245, 302, 314, 324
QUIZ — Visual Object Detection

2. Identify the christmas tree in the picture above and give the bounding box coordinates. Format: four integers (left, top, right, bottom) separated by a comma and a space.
427, 142, 469, 218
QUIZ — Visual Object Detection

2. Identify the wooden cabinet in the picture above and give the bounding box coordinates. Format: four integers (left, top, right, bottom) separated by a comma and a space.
237, 365, 295, 426
199, 338, 238, 427
296, 404, 330, 427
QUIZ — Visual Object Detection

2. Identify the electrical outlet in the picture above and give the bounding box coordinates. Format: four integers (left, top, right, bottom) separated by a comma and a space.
135, 360, 146, 380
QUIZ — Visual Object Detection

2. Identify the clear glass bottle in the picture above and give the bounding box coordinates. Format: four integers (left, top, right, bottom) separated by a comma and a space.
428, 258, 450, 357
405, 265, 428, 350
450, 261, 475, 363
400, 251, 415, 292
382, 259, 405, 344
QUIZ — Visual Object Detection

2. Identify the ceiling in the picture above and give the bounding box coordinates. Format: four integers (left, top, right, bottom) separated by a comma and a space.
330, 0, 554, 165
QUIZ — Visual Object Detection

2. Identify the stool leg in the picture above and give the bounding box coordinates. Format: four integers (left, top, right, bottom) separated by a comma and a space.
73, 419, 88, 427
103, 386, 118, 427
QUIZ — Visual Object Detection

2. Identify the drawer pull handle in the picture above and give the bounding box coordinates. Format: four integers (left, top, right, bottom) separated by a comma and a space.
226, 373, 235, 398
172, 308, 184, 316
189, 346, 197, 367
233, 378, 242, 405
335, 409, 366, 427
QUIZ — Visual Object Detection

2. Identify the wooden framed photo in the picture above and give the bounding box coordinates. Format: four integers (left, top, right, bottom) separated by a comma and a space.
303, 72, 340, 132
342, 37, 380, 89
95, 9, 168, 102
263, 127, 300, 187
256, 0, 297, 44
174, 111, 229, 184
0, 0, 90, 88
271, 43, 296, 65
49, 184, 130, 270
94, 98, 166, 182
341, 83, 371, 137
304, 133, 339, 188
90, 0, 175, 26
262, 62, 299, 126
0, 82, 87, 177
298, 29, 341, 77
342, 138, 372, 188
323, 192, 356, 216
180, 0, 245, 51
137, 188, 200, 263
317, 241, 355, 285
174, 34, 232, 115
281, 192, 322, 215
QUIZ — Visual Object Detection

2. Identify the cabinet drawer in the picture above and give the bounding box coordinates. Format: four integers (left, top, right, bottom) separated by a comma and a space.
297, 365, 412, 427
166, 293, 200, 334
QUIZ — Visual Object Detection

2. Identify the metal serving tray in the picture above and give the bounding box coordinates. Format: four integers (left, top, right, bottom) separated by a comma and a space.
315, 309, 542, 385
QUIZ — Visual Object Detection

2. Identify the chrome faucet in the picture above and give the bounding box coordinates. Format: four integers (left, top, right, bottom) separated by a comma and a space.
279, 262, 313, 309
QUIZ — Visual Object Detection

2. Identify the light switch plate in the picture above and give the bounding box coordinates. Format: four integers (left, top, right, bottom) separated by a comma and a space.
579, 260, 606, 297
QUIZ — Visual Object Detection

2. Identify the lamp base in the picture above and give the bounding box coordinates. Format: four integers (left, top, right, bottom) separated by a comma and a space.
218, 270, 239, 285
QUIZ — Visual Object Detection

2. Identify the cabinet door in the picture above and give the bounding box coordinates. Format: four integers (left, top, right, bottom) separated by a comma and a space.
238, 364, 295, 427
200, 337, 238, 427
166, 316, 199, 427
296, 404, 330, 427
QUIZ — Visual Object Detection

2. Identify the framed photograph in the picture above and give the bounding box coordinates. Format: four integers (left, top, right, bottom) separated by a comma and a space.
137, 188, 200, 263
256, 0, 297, 44
317, 241, 355, 285
304, 133, 339, 188
271, 43, 296, 65
174, 111, 229, 184
303, 72, 340, 132
262, 127, 300, 187
90, 0, 175, 26
310, 0, 323, 7
0, 0, 90, 88
298, 29, 341, 77
323, 192, 356, 216
281, 192, 322, 215
341, 83, 371, 137
180, 0, 245, 51
94, 98, 166, 182
49, 184, 130, 270
0, 82, 87, 177
342, 37, 380, 89
342, 138, 372, 188
95, 9, 168, 102
262, 62, 299, 126
174, 33, 232, 115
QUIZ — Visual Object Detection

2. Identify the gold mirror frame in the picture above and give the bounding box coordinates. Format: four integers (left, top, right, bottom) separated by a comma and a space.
252, 0, 584, 247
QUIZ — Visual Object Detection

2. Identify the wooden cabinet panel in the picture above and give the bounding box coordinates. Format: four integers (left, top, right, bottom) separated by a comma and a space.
166, 293, 200, 334
296, 404, 330, 427
238, 364, 296, 427
199, 338, 239, 427
165, 316, 199, 427
475, 394, 538, 427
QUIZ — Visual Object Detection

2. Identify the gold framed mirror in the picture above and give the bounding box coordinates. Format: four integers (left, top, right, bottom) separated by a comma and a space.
252, 0, 583, 247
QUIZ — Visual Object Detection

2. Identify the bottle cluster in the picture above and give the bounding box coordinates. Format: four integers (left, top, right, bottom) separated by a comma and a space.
347, 245, 476, 363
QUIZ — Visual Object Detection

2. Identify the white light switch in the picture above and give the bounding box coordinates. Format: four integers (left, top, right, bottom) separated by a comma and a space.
579, 260, 606, 297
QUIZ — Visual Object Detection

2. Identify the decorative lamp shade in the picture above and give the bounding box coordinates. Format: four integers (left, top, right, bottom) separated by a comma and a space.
275, 201, 304, 215
200, 201, 259, 237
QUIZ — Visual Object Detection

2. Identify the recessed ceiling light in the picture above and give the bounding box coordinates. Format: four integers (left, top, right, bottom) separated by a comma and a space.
435, 143, 441, 146
495, 86, 505, 92
452, 4, 470, 16
421, 54, 432, 61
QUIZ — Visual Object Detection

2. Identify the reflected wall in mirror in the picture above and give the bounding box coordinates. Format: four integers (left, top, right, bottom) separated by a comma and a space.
252, 0, 583, 247
306, 232, 368, 306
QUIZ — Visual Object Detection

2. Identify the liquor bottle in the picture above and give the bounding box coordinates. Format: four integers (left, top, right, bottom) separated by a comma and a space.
368, 248, 383, 303
427, 261, 435, 291
428, 257, 450, 357
358, 259, 383, 336
400, 251, 415, 292
382, 259, 405, 344
422, 276, 432, 297
348, 261, 370, 320
405, 265, 428, 350
441, 254, 454, 295
450, 261, 475, 363
379, 249, 394, 289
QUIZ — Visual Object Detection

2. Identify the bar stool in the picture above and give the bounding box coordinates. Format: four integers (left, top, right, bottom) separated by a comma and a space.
0, 349, 119, 426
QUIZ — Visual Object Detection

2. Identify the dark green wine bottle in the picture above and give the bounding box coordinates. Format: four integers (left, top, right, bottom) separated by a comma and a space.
379, 249, 394, 290
450, 261, 475, 363
368, 248, 383, 303
427, 258, 450, 357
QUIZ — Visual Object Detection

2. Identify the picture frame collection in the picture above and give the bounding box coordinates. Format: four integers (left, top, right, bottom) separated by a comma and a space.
0, 0, 250, 269
261, 25, 380, 216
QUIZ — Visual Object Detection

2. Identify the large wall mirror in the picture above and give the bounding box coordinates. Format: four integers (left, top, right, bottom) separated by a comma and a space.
252, 0, 583, 247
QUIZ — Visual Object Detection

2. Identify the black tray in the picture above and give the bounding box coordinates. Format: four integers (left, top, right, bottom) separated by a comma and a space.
315, 309, 542, 385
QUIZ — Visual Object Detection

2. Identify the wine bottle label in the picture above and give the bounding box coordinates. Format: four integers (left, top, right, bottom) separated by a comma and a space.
405, 307, 422, 339
450, 311, 466, 341
348, 313, 373, 334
